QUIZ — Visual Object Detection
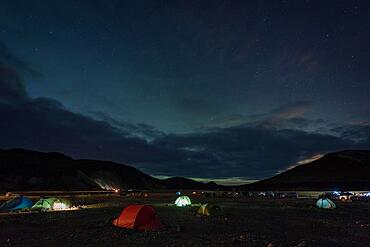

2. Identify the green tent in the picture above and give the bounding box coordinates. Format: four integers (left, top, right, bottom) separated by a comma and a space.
197, 203, 223, 216
31, 197, 72, 211
316, 198, 336, 209
174, 196, 191, 207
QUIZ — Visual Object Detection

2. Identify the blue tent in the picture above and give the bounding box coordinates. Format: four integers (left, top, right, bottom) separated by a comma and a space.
0, 196, 34, 212
316, 198, 336, 209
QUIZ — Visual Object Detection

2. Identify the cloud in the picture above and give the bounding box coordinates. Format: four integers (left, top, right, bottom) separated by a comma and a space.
88, 111, 164, 140
202, 101, 315, 130
0, 41, 41, 78
0, 41, 368, 181
277, 153, 325, 174
146, 125, 353, 178
269, 101, 313, 119
0, 41, 168, 164
0, 63, 29, 104
334, 123, 370, 146
155, 175, 258, 186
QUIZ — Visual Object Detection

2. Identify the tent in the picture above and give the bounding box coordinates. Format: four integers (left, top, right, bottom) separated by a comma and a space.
316, 198, 336, 209
197, 203, 224, 216
31, 197, 72, 211
174, 196, 191, 207
0, 196, 34, 212
52, 198, 72, 210
112, 204, 163, 231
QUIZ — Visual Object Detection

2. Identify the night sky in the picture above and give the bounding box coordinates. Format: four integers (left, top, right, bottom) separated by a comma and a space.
1, 0, 370, 185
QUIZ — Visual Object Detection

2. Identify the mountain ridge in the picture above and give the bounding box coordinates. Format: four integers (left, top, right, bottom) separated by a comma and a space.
0, 148, 221, 192
2, 148, 370, 192
242, 149, 370, 191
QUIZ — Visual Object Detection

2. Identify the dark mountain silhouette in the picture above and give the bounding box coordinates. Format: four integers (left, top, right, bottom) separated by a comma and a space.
3, 148, 368, 192
242, 150, 370, 191
162, 177, 222, 190
0, 148, 219, 192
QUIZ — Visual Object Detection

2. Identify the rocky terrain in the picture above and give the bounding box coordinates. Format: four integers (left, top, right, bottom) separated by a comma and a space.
0, 195, 369, 247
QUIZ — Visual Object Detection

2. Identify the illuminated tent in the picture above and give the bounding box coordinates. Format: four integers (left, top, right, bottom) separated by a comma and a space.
197, 203, 224, 216
112, 204, 163, 231
0, 196, 34, 212
31, 197, 72, 211
316, 198, 336, 209
174, 196, 191, 207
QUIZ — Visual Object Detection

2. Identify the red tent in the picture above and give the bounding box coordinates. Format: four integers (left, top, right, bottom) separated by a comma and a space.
112, 204, 163, 231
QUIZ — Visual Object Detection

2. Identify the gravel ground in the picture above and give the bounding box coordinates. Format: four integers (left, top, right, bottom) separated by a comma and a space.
0, 196, 369, 247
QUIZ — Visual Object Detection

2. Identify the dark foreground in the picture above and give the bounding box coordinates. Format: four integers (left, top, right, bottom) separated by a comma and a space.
1, 196, 370, 247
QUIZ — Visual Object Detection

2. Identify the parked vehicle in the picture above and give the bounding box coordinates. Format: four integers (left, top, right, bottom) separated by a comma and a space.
352, 192, 370, 202
280, 192, 298, 198
276, 192, 298, 198
339, 191, 354, 201
258, 191, 266, 197
287, 192, 299, 198
266, 191, 275, 197
361, 192, 370, 202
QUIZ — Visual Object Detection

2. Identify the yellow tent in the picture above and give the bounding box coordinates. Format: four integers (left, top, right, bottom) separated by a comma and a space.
197, 203, 223, 216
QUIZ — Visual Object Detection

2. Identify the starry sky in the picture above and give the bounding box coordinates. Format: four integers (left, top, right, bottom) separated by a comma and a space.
0, 0, 370, 185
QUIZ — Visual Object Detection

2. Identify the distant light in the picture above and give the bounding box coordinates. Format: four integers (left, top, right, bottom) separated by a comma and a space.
113, 189, 120, 193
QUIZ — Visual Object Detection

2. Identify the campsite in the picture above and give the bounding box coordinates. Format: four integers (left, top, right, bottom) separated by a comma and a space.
1, 192, 370, 247
1, 1, 370, 246
1, 149, 370, 246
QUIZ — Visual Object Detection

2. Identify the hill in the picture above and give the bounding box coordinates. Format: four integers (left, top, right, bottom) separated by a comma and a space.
162, 177, 221, 190
241, 150, 370, 191
0, 148, 219, 192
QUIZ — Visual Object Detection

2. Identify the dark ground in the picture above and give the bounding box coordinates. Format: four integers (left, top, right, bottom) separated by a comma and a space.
0, 195, 369, 247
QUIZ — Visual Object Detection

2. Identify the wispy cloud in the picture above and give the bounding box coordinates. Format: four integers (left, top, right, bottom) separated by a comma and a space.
277, 153, 325, 174
202, 101, 314, 129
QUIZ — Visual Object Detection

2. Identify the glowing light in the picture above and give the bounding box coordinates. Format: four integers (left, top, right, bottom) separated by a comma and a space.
53, 202, 69, 210
278, 153, 324, 174
174, 196, 191, 207
296, 154, 324, 165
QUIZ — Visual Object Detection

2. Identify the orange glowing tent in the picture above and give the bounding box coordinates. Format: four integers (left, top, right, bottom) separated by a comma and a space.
112, 204, 163, 231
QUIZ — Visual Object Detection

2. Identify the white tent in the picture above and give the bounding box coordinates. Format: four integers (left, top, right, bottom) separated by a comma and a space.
174, 196, 191, 207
